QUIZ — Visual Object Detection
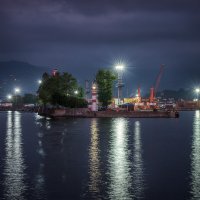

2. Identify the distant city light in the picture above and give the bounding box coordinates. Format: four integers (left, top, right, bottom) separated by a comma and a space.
74, 90, 78, 95
7, 94, 12, 100
38, 80, 42, 84
14, 87, 20, 94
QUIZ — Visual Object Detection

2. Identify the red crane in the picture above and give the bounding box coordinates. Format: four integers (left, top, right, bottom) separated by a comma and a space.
149, 64, 164, 102
154, 64, 164, 98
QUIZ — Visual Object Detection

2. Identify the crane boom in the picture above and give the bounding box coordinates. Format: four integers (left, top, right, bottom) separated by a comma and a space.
154, 64, 164, 98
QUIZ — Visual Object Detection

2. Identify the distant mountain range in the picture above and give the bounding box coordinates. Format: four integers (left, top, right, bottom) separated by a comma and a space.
0, 60, 49, 98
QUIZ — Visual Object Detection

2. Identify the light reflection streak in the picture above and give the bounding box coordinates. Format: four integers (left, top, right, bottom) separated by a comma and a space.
89, 118, 101, 198
4, 111, 26, 200
108, 118, 132, 200
34, 162, 46, 200
133, 121, 145, 199
34, 113, 46, 199
191, 110, 200, 199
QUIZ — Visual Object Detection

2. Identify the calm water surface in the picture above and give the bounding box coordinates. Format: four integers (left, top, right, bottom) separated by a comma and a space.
0, 111, 199, 200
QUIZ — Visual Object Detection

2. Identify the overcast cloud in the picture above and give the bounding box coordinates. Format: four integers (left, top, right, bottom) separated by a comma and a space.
1, 0, 200, 91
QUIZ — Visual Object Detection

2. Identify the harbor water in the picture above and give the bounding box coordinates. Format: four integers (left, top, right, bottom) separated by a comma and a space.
0, 111, 199, 200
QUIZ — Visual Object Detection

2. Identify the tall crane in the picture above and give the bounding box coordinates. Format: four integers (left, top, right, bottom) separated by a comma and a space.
149, 64, 164, 102
154, 64, 164, 98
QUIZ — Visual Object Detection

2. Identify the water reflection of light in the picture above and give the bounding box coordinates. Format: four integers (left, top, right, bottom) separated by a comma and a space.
34, 113, 46, 199
34, 162, 46, 199
4, 111, 26, 200
108, 118, 132, 200
191, 110, 200, 199
133, 121, 145, 199
89, 118, 101, 198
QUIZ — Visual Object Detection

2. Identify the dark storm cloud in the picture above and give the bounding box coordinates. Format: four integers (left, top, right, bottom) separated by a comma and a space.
59, 0, 200, 15
2, 0, 199, 14
1, 0, 200, 89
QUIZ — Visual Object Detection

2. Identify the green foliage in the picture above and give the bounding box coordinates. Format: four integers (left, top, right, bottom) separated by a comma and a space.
37, 72, 87, 108
78, 86, 84, 98
96, 69, 116, 107
51, 93, 87, 108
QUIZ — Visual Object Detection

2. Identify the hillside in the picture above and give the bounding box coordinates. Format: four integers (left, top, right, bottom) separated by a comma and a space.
0, 60, 49, 98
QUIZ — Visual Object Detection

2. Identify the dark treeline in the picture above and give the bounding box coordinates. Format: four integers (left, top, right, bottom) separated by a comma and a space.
156, 88, 196, 100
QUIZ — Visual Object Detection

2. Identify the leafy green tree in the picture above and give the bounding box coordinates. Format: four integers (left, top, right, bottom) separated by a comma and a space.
96, 69, 116, 107
77, 86, 84, 98
38, 73, 51, 105
38, 72, 77, 105
37, 71, 87, 108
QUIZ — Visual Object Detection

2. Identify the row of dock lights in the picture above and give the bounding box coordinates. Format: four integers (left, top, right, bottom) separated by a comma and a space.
7, 88, 79, 99
7, 87, 21, 100
6, 79, 42, 100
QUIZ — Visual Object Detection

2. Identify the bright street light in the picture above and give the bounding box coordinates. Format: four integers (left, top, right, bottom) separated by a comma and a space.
195, 88, 200, 100
7, 94, 12, 100
115, 65, 124, 71
74, 90, 78, 95
38, 80, 42, 84
14, 87, 20, 94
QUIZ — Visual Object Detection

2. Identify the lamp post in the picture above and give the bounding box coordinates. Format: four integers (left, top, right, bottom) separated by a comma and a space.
14, 87, 21, 107
74, 90, 79, 109
15, 87, 20, 94
115, 65, 124, 106
196, 88, 200, 108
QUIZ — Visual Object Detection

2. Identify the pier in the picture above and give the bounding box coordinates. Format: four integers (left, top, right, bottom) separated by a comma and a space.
38, 108, 179, 118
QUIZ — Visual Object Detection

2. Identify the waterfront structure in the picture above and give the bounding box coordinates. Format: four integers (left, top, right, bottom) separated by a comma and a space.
91, 81, 98, 111
52, 69, 58, 76
115, 65, 124, 106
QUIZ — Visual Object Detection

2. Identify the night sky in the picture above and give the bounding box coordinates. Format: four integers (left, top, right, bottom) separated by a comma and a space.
1, 0, 200, 93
